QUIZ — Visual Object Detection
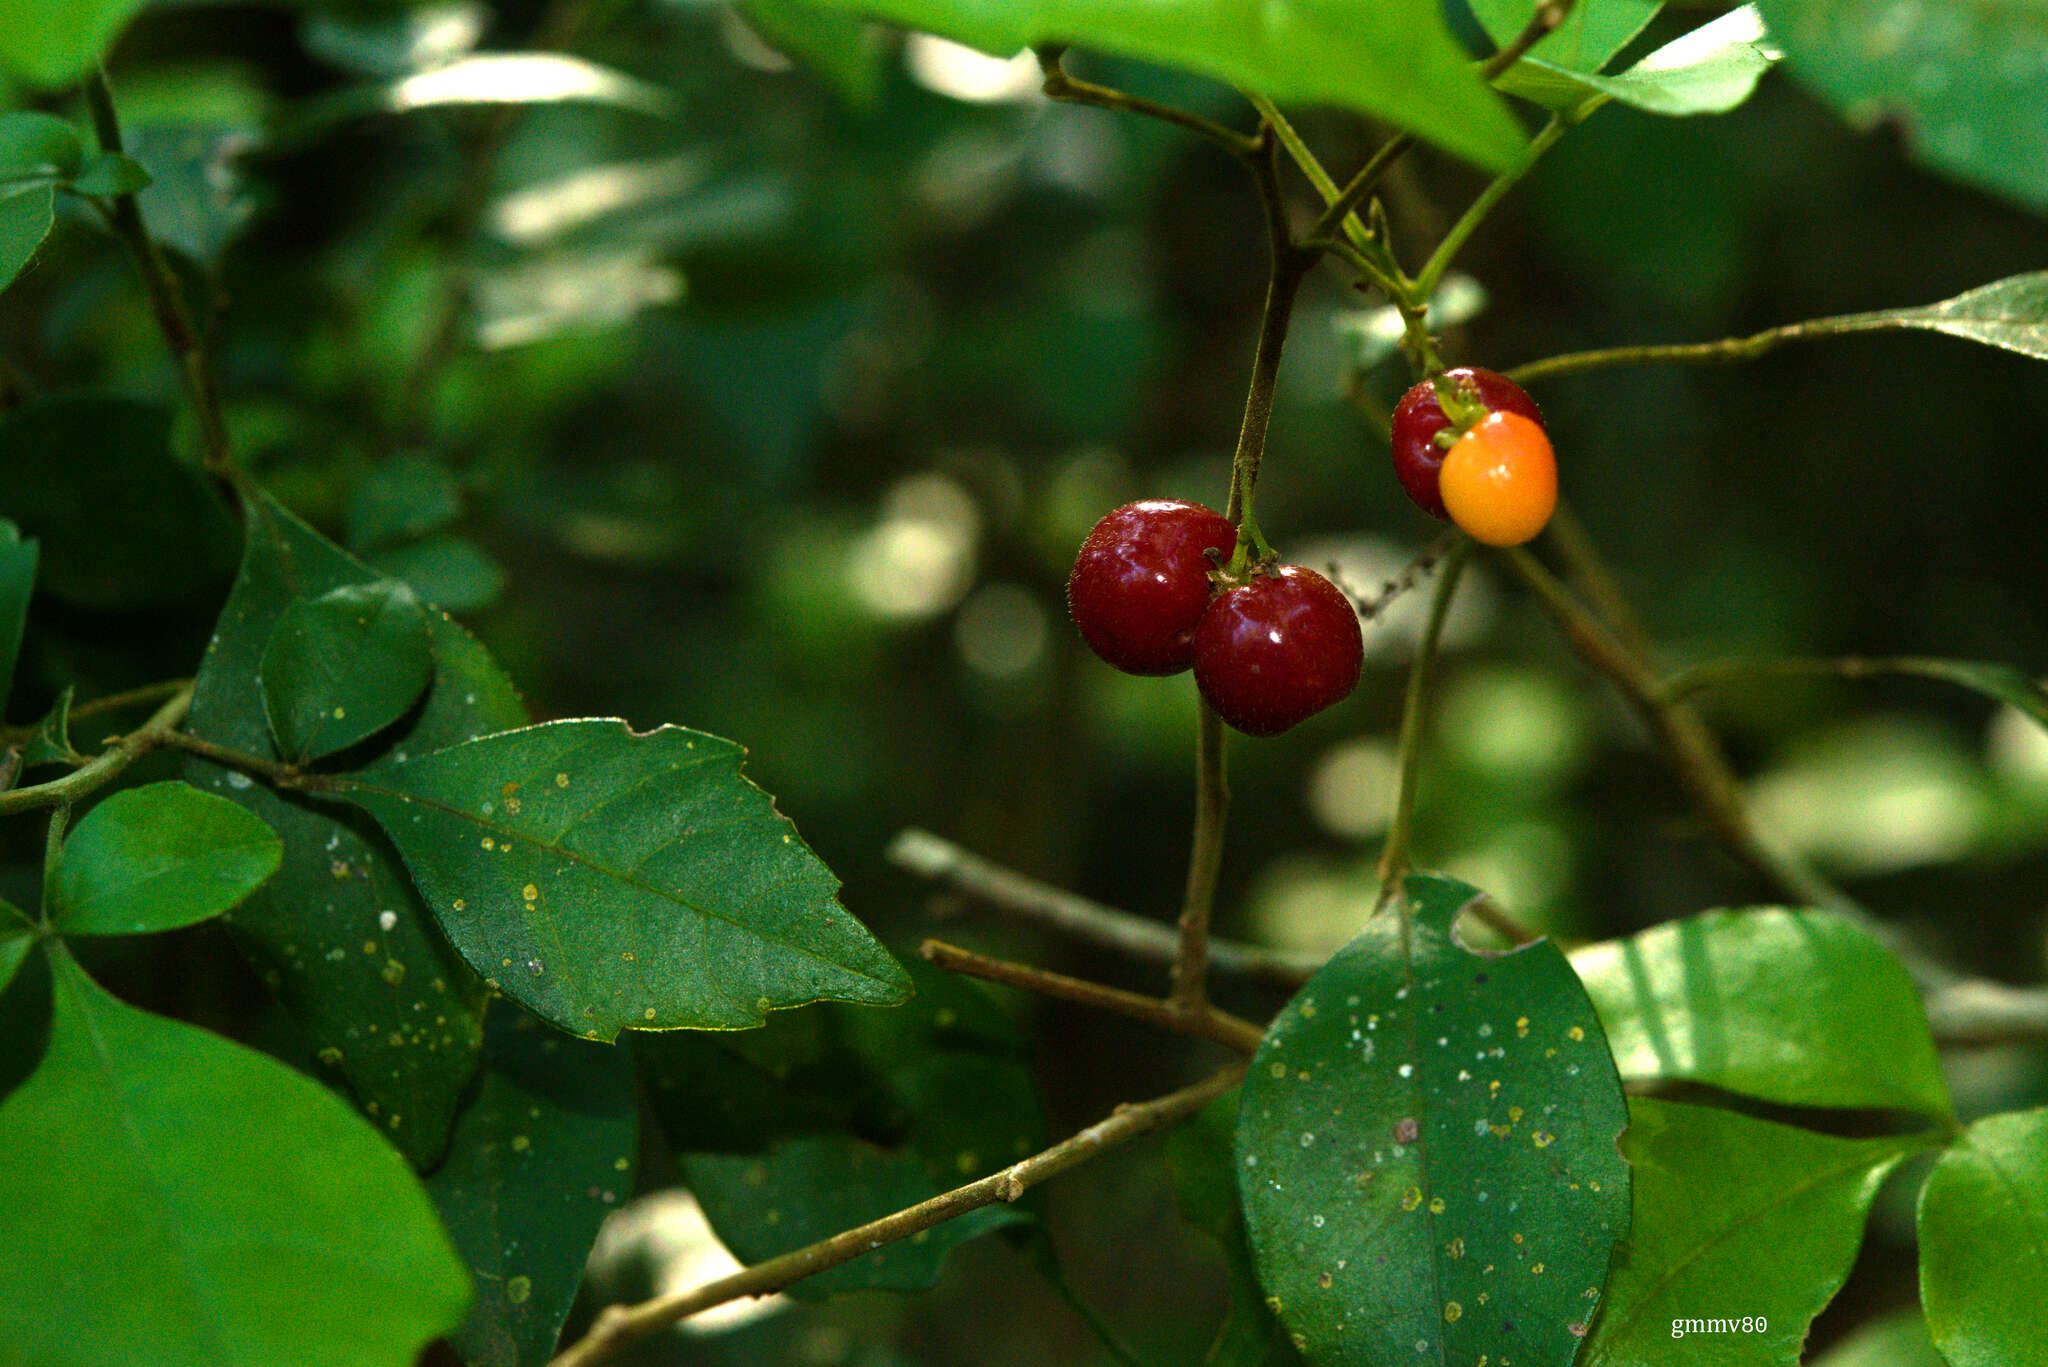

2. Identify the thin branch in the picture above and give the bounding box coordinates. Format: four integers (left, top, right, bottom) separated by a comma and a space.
1414, 112, 1573, 300
1037, 48, 1259, 159
81, 69, 233, 475
0, 685, 194, 816
887, 828, 1325, 987
548, 1061, 1249, 1367
1504, 310, 1921, 387
158, 729, 309, 788
0, 679, 192, 748
1543, 501, 1653, 660
921, 939, 1265, 1054
1172, 701, 1229, 1010
1925, 980, 2048, 1048
1377, 540, 1472, 890
1223, 143, 1308, 540
1661, 654, 2032, 705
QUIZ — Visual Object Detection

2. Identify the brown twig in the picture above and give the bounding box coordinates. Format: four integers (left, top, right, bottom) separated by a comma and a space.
547, 1061, 1249, 1367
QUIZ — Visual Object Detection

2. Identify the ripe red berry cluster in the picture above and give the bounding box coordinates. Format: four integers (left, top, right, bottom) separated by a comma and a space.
1067, 500, 1362, 736
1391, 367, 1556, 547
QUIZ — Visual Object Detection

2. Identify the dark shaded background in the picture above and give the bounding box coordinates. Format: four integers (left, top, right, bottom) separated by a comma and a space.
5, 2, 2046, 1360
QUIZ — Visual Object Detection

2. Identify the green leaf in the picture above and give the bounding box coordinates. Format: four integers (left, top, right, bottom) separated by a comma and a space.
0, 897, 33, 994
51, 781, 282, 936
1472, 0, 1664, 79
127, 123, 260, 268
69, 149, 151, 196
0, 0, 146, 88
17, 685, 73, 768
1570, 906, 1951, 1118
1810, 1308, 1947, 1367
1850, 274, 2048, 363
1580, 1097, 1929, 1364
339, 717, 911, 1039
186, 490, 526, 1167
1498, 5, 1781, 116
1236, 873, 1630, 1364
428, 1007, 636, 1367
367, 535, 508, 613
0, 397, 239, 609
347, 455, 463, 551
794, 0, 1526, 173
1757, 0, 2048, 213
260, 581, 435, 763
291, 54, 676, 136
736, 0, 885, 108
0, 184, 55, 293
682, 1135, 1025, 1297
1167, 1091, 1305, 1367
0, 946, 471, 1367
1918, 1107, 2048, 1367
0, 111, 83, 185
0, 518, 33, 715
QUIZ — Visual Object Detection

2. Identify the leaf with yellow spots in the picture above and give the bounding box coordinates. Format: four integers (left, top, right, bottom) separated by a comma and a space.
1235, 872, 1629, 1366
339, 717, 910, 1039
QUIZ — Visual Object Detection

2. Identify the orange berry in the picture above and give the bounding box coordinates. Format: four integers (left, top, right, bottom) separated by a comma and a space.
1439, 411, 1557, 547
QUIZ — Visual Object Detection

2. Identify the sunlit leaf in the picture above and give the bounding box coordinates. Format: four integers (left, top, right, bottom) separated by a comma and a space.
1918, 1107, 2048, 1367
429, 1007, 636, 1367
0, 946, 471, 1367
260, 581, 435, 763
340, 717, 911, 1039
1757, 0, 2048, 213
1498, 5, 1781, 116
1471, 0, 1664, 79
1581, 1097, 1931, 1365
792, 0, 1527, 172
0, 0, 146, 88
737, 0, 885, 108
52, 781, 282, 937
1570, 907, 1951, 1118
1236, 873, 1629, 1364
186, 490, 523, 1167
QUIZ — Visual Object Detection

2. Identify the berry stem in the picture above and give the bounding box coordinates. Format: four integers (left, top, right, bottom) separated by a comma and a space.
1037, 49, 1260, 160
1171, 700, 1229, 1012
1415, 111, 1575, 302
1377, 539, 1473, 895
1222, 153, 1307, 532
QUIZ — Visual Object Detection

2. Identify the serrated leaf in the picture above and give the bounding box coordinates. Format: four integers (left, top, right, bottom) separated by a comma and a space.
429, 1007, 636, 1367
0, 0, 146, 87
260, 581, 434, 763
338, 717, 910, 1039
17, 685, 73, 768
1580, 1097, 1930, 1365
0, 111, 82, 185
0, 397, 238, 609
52, 780, 282, 936
69, 150, 151, 196
186, 490, 525, 1167
682, 1135, 1025, 1298
0, 897, 32, 994
347, 455, 463, 552
1498, 5, 1780, 116
1236, 873, 1629, 1365
737, 0, 884, 108
1918, 1107, 2048, 1367
0, 184, 55, 294
1758, 0, 2048, 213
1471, 0, 1664, 79
1570, 907, 1951, 1118
793, 0, 1526, 173
367, 535, 507, 613
0, 946, 471, 1367
0, 518, 33, 714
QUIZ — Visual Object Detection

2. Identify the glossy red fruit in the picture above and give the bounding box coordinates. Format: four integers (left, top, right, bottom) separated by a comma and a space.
1389, 367, 1543, 519
1192, 565, 1363, 736
1068, 500, 1237, 675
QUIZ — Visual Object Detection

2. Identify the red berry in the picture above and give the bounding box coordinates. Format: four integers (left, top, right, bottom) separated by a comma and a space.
1068, 500, 1237, 675
1389, 368, 1542, 519
1192, 565, 1363, 736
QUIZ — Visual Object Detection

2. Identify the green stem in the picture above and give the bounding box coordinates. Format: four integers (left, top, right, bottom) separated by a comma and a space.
1543, 500, 1653, 658
82, 68, 233, 475
1505, 309, 1916, 386
1041, 50, 1258, 159
1223, 179, 1307, 534
1377, 540, 1472, 892
1245, 92, 1371, 250
1172, 701, 1228, 1011
1415, 112, 1574, 300
1662, 654, 2025, 705
0, 679, 192, 748
0, 685, 195, 816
